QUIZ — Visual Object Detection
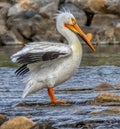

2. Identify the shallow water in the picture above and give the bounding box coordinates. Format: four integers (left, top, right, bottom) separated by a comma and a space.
0, 45, 120, 128
0, 66, 120, 128
0, 45, 120, 67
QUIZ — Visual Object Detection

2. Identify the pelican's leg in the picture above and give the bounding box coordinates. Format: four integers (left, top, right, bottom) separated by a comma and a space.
48, 87, 67, 104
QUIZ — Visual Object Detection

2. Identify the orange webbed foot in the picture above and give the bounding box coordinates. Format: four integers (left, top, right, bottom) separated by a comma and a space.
51, 99, 67, 104
48, 87, 67, 105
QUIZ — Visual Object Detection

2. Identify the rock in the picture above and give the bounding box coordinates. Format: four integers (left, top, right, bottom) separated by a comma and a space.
0, 31, 23, 45
94, 83, 114, 91
0, 116, 35, 129
88, 0, 120, 14
87, 92, 120, 105
115, 83, 120, 89
31, 19, 60, 42
91, 14, 120, 27
60, 3, 87, 25
39, 2, 58, 18
17, 22, 32, 39
30, 123, 57, 129
0, 114, 8, 126
0, 2, 11, 8
95, 92, 120, 102
8, 0, 37, 17
30, 0, 59, 9
66, 0, 91, 12
91, 107, 120, 116
87, 14, 120, 44
0, 17, 8, 35
113, 20, 120, 43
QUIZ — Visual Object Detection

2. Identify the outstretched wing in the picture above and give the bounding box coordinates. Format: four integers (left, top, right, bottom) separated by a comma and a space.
11, 42, 72, 76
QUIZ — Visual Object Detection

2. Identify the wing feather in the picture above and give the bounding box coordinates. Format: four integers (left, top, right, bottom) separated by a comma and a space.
15, 64, 29, 76
11, 42, 72, 64
11, 42, 72, 76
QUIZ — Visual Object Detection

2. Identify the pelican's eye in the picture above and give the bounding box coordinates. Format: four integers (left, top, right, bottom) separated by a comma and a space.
71, 18, 76, 25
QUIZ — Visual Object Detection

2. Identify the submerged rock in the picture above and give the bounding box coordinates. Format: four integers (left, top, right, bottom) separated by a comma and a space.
0, 116, 35, 129
91, 107, 120, 116
94, 83, 114, 91
87, 92, 120, 105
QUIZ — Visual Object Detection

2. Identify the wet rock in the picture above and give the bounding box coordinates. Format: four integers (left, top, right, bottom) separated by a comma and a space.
88, 0, 120, 14
0, 116, 35, 129
87, 92, 120, 105
30, 123, 57, 129
91, 107, 120, 116
0, 114, 8, 126
60, 3, 87, 25
94, 83, 114, 91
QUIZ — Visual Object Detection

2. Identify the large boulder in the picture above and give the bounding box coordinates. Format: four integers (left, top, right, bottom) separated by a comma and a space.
91, 14, 120, 44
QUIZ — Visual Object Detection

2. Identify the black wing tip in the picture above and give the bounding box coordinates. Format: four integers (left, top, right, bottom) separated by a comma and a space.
15, 64, 29, 76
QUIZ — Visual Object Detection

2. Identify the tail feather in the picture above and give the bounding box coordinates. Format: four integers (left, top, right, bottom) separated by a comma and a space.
22, 79, 44, 98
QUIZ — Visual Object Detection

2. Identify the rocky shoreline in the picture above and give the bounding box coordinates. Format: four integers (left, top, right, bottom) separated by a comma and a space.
0, 0, 120, 46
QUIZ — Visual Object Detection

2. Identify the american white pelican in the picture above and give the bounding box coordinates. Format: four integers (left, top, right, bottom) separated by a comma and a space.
11, 12, 95, 104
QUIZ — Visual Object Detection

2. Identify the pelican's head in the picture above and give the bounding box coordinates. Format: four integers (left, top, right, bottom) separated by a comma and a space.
56, 12, 95, 52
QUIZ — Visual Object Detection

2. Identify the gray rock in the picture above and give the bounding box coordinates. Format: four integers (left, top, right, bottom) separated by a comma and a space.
1, 31, 23, 45
91, 14, 120, 27
17, 22, 32, 39
31, 19, 60, 42
0, 1, 11, 8
8, 0, 37, 17
39, 2, 59, 18
90, 14, 120, 44
88, 0, 120, 14
66, 0, 92, 12
0, 17, 7, 35
113, 20, 120, 44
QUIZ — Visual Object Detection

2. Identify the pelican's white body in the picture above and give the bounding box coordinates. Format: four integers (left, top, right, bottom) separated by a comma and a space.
23, 37, 82, 98
11, 12, 83, 98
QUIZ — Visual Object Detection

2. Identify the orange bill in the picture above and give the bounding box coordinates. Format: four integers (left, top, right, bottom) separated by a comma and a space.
64, 23, 96, 52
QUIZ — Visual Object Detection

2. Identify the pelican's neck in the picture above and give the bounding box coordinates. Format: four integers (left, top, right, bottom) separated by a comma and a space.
62, 28, 82, 48
62, 28, 82, 56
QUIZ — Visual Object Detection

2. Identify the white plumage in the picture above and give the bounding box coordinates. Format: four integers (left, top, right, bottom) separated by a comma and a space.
11, 12, 95, 104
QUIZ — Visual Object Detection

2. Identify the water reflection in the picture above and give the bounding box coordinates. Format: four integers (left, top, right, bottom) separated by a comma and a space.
0, 45, 120, 66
